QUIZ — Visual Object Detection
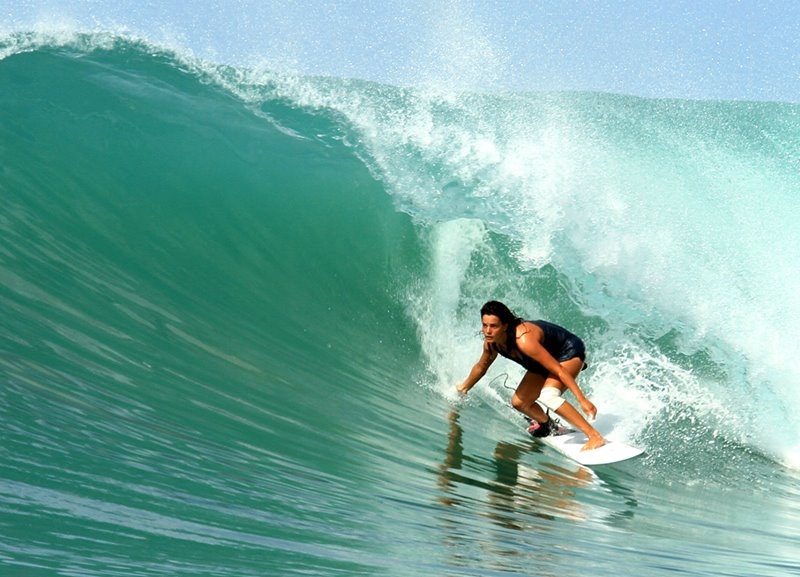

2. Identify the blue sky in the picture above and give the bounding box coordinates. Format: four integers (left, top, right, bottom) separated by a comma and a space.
4, 0, 799, 102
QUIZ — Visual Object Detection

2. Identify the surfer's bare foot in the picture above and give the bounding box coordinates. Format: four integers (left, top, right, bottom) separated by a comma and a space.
581, 435, 606, 451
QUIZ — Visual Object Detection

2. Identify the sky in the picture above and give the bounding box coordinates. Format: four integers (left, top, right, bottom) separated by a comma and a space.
3, 0, 800, 102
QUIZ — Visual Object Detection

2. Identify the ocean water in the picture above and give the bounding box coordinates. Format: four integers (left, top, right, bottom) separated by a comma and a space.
2, 33, 800, 577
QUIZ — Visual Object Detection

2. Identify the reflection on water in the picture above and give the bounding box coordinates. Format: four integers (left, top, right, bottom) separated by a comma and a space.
435, 409, 640, 531
433, 410, 600, 573
436, 409, 467, 508
436, 410, 597, 524
490, 441, 594, 527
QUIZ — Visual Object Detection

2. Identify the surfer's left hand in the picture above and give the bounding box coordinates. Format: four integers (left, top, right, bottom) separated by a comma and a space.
580, 398, 597, 420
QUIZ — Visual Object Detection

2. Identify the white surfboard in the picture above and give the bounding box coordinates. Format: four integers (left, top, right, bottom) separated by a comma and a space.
533, 416, 644, 466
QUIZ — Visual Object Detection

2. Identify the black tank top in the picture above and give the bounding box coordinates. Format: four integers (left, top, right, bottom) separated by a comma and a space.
493, 320, 585, 377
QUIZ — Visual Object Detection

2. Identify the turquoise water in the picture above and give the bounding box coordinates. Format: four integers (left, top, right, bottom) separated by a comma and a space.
2, 34, 800, 576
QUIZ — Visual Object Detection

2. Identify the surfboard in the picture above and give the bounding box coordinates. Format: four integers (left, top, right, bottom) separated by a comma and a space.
531, 416, 644, 466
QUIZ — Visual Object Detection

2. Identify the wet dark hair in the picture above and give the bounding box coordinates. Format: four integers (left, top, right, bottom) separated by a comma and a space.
480, 300, 522, 346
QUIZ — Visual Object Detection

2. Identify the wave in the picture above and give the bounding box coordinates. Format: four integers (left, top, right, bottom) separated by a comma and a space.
2, 32, 800, 473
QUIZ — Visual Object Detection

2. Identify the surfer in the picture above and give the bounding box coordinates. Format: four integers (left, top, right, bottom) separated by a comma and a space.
456, 301, 606, 451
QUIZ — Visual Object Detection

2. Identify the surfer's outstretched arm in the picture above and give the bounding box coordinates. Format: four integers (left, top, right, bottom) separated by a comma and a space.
456, 341, 496, 394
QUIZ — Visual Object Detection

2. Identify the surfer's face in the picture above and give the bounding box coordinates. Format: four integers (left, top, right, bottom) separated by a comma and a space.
481, 314, 506, 344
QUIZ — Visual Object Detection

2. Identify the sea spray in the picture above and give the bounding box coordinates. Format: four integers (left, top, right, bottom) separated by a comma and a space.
271, 80, 800, 465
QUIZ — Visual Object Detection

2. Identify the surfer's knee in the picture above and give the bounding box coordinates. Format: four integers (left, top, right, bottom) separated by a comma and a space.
537, 386, 565, 411
511, 393, 534, 413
